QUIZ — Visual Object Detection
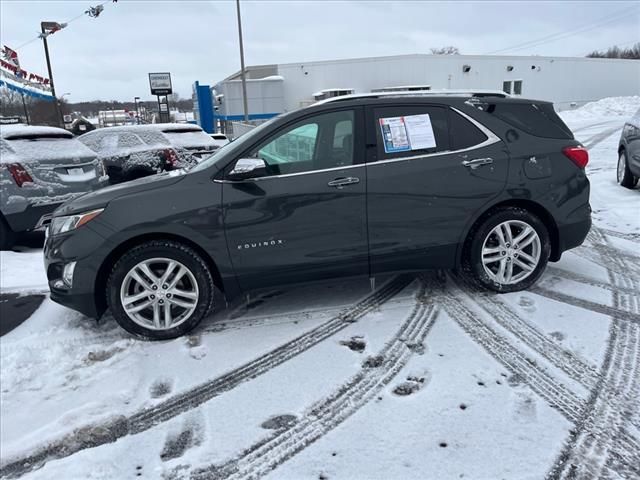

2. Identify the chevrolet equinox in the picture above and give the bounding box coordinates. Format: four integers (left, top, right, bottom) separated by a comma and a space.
44, 93, 591, 339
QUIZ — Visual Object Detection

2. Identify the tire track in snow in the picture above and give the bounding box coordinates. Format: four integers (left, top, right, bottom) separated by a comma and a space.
581, 125, 622, 150
597, 228, 640, 244
451, 273, 601, 388
0, 275, 413, 480
544, 266, 638, 297
441, 278, 585, 422
188, 274, 440, 480
547, 227, 640, 479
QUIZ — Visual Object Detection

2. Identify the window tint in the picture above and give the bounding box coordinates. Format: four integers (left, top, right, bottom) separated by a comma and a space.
449, 110, 488, 150
247, 109, 355, 176
373, 106, 449, 160
487, 102, 573, 139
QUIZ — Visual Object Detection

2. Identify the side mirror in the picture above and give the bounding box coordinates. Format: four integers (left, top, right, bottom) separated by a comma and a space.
228, 158, 267, 180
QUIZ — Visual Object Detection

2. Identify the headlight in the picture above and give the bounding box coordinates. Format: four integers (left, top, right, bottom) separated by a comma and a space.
50, 209, 104, 235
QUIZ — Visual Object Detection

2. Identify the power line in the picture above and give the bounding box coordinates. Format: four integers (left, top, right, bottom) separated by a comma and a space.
11, 1, 116, 51
486, 5, 638, 55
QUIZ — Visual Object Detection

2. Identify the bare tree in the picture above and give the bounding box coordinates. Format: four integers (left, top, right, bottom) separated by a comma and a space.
430, 46, 460, 55
587, 43, 640, 59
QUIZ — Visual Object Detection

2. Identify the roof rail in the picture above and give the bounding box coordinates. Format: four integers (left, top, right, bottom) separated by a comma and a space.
313, 89, 510, 106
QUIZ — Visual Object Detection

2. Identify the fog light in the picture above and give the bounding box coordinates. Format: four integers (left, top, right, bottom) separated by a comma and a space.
62, 262, 77, 287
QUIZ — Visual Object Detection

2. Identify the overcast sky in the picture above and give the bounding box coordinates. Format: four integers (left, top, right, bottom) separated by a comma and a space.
1, 0, 638, 102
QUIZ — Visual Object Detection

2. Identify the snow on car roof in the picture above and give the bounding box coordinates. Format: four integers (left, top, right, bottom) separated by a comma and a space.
82, 123, 204, 134
0, 124, 73, 140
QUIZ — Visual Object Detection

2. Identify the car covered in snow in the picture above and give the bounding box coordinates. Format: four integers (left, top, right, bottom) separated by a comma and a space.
0, 124, 108, 250
77, 124, 215, 184
617, 107, 640, 189
45, 92, 591, 339
210, 132, 230, 148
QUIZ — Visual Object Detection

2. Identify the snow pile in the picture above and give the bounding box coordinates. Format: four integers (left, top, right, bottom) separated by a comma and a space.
560, 96, 640, 121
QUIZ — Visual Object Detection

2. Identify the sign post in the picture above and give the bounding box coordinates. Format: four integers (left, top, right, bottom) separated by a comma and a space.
148, 72, 172, 123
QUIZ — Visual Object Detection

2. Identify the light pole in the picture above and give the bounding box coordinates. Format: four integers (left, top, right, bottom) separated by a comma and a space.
58, 92, 71, 127
236, 0, 249, 122
134, 96, 140, 124
40, 21, 66, 127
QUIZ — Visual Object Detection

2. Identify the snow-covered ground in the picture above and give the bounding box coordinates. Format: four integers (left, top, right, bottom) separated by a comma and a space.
1, 97, 639, 480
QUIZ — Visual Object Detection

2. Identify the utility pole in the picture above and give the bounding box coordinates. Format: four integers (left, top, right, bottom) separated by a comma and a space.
20, 93, 30, 125
41, 21, 64, 127
236, 0, 249, 122
134, 96, 140, 124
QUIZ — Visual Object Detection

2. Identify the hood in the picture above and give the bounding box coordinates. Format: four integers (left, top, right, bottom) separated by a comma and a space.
55, 169, 187, 216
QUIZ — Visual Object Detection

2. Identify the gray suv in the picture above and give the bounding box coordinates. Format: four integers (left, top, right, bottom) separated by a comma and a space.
1, 125, 107, 250
44, 92, 591, 339
617, 108, 640, 189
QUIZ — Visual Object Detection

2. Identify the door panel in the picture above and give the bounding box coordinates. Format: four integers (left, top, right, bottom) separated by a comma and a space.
366, 105, 509, 275
222, 108, 369, 290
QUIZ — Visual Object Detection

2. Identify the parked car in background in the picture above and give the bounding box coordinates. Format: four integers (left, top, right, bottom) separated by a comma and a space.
1, 124, 107, 250
210, 132, 230, 149
617, 108, 640, 189
45, 92, 591, 339
159, 124, 217, 159
78, 125, 188, 184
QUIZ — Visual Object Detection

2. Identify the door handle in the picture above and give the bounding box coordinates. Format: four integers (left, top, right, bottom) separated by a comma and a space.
328, 177, 360, 188
462, 157, 493, 169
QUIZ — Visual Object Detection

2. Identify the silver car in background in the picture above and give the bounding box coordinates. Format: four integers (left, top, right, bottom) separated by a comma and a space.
78, 124, 216, 184
0, 124, 107, 250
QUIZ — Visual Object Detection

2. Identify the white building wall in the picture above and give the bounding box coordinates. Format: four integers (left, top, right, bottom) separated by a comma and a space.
216, 77, 284, 118
275, 54, 640, 111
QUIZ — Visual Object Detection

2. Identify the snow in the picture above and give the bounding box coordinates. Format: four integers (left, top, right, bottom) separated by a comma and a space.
0, 124, 72, 140
1, 97, 639, 480
558, 95, 640, 121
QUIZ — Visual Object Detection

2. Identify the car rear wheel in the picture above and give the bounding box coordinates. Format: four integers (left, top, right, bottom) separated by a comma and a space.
107, 240, 214, 339
617, 151, 638, 189
0, 216, 15, 251
462, 207, 551, 292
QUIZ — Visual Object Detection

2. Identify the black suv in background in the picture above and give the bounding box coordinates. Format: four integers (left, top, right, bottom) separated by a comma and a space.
44, 92, 591, 339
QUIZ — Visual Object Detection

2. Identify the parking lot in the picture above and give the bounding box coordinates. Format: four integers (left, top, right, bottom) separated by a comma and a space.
1, 98, 639, 479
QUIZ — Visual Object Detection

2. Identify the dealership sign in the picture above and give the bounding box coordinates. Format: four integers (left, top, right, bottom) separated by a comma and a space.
148, 72, 172, 96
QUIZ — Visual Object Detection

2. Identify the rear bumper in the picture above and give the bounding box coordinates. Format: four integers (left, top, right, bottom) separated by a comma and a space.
3, 202, 62, 233
555, 215, 591, 260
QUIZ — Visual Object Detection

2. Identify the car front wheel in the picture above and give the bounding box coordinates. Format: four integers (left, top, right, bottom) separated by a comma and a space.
463, 207, 551, 292
617, 151, 638, 189
107, 240, 214, 339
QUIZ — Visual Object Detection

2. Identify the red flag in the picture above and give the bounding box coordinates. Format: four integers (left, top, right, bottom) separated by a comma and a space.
2, 45, 20, 69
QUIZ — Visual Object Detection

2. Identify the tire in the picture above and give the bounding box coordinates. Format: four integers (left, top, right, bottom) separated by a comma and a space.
0, 215, 16, 251
617, 150, 638, 189
462, 207, 551, 293
107, 240, 215, 340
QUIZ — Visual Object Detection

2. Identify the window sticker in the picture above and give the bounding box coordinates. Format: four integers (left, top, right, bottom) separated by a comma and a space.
379, 116, 410, 153
379, 114, 437, 154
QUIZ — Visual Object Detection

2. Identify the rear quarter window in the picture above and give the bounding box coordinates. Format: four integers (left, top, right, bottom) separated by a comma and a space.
487, 102, 573, 139
449, 110, 488, 150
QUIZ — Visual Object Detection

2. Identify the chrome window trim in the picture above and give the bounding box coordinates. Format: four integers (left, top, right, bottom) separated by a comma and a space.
213, 163, 364, 183
214, 107, 501, 183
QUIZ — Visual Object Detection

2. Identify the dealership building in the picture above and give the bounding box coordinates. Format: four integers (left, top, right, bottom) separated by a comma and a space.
192, 53, 640, 132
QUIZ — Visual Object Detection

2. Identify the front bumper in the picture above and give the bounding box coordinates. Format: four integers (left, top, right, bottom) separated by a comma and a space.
44, 225, 109, 319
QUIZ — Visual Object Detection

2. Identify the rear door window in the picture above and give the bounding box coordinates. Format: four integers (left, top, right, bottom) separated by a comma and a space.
449, 110, 488, 150
487, 102, 572, 139
372, 105, 449, 160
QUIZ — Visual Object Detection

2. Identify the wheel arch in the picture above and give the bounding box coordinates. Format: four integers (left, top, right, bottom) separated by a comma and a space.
456, 198, 561, 267
94, 232, 226, 317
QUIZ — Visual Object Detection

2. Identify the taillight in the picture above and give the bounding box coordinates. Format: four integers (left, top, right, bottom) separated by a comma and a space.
562, 146, 589, 169
162, 149, 179, 168
7, 163, 34, 187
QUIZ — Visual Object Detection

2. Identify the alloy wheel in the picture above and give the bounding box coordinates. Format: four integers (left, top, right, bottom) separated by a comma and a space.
481, 220, 541, 285
120, 258, 199, 330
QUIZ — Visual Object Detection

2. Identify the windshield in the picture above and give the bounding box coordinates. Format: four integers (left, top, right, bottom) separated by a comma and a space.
190, 115, 285, 172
